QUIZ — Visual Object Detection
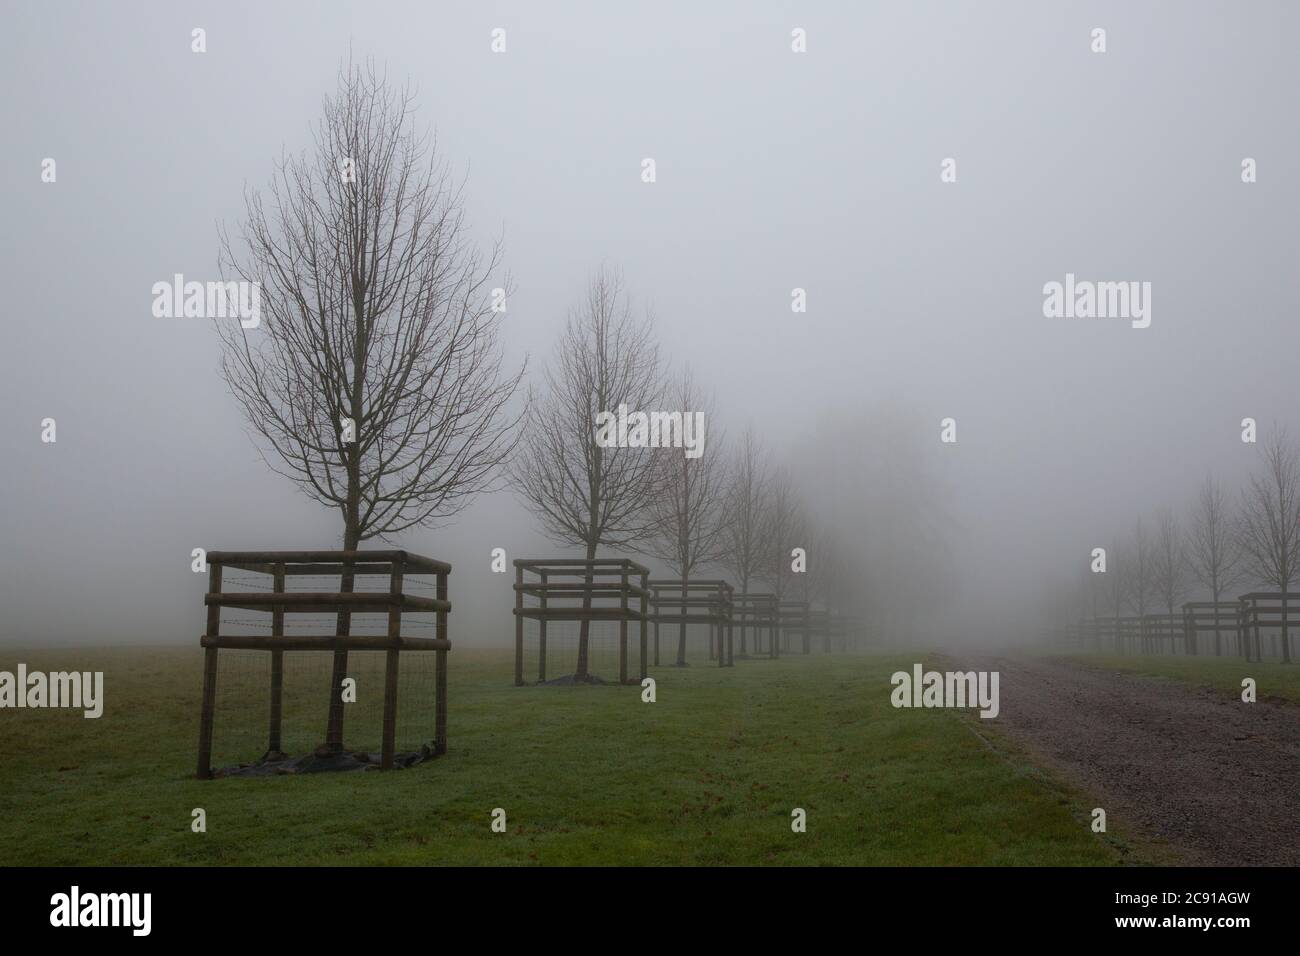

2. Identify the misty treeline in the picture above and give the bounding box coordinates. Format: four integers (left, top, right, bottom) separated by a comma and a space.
1054, 429, 1300, 662
510, 265, 956, 673
215, 59, 953, 679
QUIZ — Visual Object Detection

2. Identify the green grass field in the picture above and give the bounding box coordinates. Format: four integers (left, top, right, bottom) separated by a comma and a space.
1067, 654, 1300, 703
0, 647, 1140, 865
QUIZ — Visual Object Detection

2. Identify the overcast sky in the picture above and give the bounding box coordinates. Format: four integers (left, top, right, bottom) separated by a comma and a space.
2, 1, 1297, 646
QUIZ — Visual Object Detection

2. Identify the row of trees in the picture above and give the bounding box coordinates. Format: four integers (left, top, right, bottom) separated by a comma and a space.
1075, 432, 1300, 661
215, 62, 869, 688
509, 267, 839, 674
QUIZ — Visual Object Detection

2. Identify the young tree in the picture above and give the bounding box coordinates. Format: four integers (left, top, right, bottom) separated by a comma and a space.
218, 60, 524, 750
1107, 541, 1127, 631
1152, 508, 1189, 615
509, 267, 663, 679
645, 370, 728, 665
759, 468, 804, 602
1187, 474, 1243, 654
1236, 430, 1300, 662
1127, 519, 1157, 618
719, 425, 769, 653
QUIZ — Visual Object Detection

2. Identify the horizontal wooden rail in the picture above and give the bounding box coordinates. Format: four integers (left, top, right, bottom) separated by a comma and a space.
514, 607, 651, 621
513, 557, 650, 574
207, 549, 451, 574
205, 592, 450, 613
200, 634, 451, 651
647, 579, 734, 590
515, 582, 652, 599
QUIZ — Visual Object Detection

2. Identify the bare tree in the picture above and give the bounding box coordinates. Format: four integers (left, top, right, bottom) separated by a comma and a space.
1187, 474, 1243, 653
1236, 430, 1300, 662
1085, 560, 1102, 620
1152, 508, 1189, 615
720, 425, 769, 653
1107, 541, 1127, 621
645, 370, 728, 665
218, 59, 524, 750
1127, 519, 1157, 618
509, 266, 663, 679
759, 468, 804, 602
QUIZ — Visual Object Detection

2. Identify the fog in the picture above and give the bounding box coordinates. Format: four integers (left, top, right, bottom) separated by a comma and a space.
3, 1, 1297, 648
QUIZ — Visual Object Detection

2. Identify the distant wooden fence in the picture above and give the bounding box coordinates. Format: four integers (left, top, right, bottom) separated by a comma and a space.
1088, 616, 1141, 654
648, 579, 734, 667
1181, 602, 1241, 657
1237, 592, 1299, 662
1071, 593, 1300, 661
733, 593, 780, 658
1063, 620, 1100, 651
1139, 614, 1185, 654
829, 613, 866, 652
777, 600, 812, 654
808, 609, 832, 652
513, 558, 650, 685
196, 549, 450, 779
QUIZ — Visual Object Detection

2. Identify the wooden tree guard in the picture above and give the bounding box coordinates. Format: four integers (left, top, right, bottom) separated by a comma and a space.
777, 600, 812, 654
647, 579, 735, 667
513, 558, 650, 685
1088, 616, 1142, 655
1062, 619, 1102, 652
1237, 592, 1299, 662
195, 549, 451, 779
808, 609, 832, 652
1138, 614, 1185, 655
1181, 601, 1243, 657
833, 613, 866, 651
732, 593, 779, 659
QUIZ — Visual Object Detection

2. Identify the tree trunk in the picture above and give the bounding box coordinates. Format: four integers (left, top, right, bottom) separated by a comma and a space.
1283, 584, 1292, 664
575, 539, 596, 679
739, 574, 748, 653
676, 569, 688, 666
326, 309, 366, 751
1212, 575, 1221, 657
325, 503, 359, 753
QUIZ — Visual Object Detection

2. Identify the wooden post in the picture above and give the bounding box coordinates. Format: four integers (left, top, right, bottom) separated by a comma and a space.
716, 613, 724, 668
380, 559, 404, 770
1253, 600, 1261, 663
639, 571, 648, 681
268, 563, 285, 754
538, 570, 548, 682
724, 593, 734, 666
619, 565, 629, 684
435, 571, 448, 755
1238, 601, 1248, 661
653, 586, 661, 667
514, 564, 524, 686
196, 561, 223, 779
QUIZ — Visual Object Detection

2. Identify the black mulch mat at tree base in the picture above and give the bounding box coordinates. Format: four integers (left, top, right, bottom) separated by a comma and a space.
538, 673, 609, 686
213, 742, 440, 777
